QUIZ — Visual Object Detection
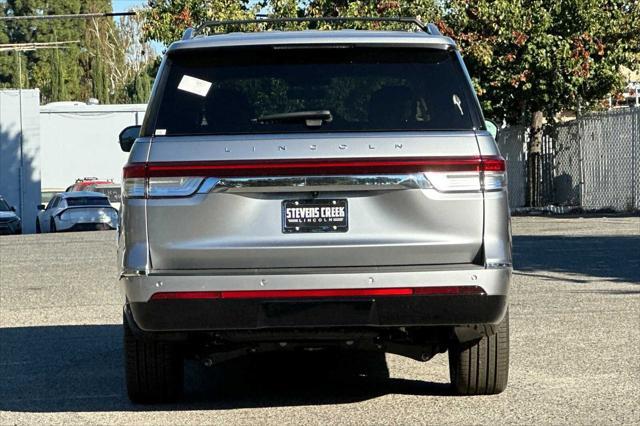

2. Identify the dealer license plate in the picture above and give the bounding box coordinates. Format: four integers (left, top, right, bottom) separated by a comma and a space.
282, 199, 348, 233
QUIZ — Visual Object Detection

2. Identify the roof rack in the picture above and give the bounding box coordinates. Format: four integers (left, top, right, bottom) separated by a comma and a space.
183, 16, 439, 40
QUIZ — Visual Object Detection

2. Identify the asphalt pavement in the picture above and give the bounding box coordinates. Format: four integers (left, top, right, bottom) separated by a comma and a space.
0, 216, 639, 425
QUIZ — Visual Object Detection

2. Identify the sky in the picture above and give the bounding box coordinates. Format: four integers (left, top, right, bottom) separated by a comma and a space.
111, 0, 147, 13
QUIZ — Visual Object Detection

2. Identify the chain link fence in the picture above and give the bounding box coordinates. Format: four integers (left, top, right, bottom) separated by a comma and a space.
496, 126, 527, 209
497, 108, 640, 212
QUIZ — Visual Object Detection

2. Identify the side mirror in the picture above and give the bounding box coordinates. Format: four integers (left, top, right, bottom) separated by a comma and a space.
10, 206, 16, 212
484, 120, 499, 140
118, 125, 141, 152
37, 204, 45, 211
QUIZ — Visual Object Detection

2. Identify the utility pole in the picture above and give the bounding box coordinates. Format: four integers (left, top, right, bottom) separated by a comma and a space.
17, 49, 24, 219
17, 49, 22, 88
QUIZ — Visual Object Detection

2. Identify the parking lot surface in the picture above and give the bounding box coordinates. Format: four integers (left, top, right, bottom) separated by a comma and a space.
1, 216, 639, 425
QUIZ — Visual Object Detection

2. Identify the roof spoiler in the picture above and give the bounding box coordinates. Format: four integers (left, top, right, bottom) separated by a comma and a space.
181, 16, 441, 40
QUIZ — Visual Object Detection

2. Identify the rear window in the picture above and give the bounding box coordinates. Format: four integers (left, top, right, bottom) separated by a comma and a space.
66, 197, 110, 207
151, 47, 480, 135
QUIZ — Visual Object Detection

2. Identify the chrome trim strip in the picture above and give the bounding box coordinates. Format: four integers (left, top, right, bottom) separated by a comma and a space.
119, 270, 147, 280
147, 264, 486, 276
485, 262, 512, 269
196, 178, 220, 194
203, 174, 431, 193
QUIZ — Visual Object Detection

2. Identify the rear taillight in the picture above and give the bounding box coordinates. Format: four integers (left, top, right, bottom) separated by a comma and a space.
424, 156, 506, 192
148, 177, 204, 197
122, 177, 204, 199
122, 177, 145, 198
122, 156, 506, 199
149, 285, 486, 300
121, 164, 205, 199
480, 156, 507, 192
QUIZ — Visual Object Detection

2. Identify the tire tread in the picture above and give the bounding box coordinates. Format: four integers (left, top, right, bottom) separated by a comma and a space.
123, 315, 183, 403
449, 311, 509, 395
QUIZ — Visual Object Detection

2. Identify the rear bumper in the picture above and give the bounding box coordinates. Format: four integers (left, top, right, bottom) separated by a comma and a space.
127, 293, 507, 333
122, 266, 511, 302
122, 266, 510, 334
0, 222, 21, 235
57, 222, 115, 232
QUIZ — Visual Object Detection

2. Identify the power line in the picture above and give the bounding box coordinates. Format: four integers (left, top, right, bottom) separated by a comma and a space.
0, 11, 136, 22
0, 40, 80, 52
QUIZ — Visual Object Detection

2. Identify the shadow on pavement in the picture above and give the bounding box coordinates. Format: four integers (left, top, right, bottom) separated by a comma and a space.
566, 289, 640, 296
0, 324, 451, 413
513, 235, 640, 284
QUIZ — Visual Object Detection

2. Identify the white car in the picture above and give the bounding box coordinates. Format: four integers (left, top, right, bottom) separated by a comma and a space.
36, 191, 118, 233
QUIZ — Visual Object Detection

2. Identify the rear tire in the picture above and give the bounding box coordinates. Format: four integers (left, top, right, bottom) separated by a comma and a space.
123, 314, 184, 403
50, 219, 56, 233
448, 311, 509, 395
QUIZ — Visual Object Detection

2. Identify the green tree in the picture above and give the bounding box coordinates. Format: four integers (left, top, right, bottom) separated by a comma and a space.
139, 0, 257, 46
140, 0, 441, 43
306, 0, 441, 27
113, 12, 158, 103
92, 54, 110, 103
442, 0, 639, 205
126, 61, 156, 103
0, 0, 149, 103
0, 9, 15, 86
81, 0, 119, 103
1, 0, 85, 102
133, 72, 150, 103
50, 45, 68, 100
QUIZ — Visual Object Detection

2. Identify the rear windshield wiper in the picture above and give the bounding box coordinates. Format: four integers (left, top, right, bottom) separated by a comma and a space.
253, 110, 332, 127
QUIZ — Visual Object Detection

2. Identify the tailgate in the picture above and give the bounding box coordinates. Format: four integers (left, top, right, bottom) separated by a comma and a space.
142, 133, 486, 270
126, 44, 501, 271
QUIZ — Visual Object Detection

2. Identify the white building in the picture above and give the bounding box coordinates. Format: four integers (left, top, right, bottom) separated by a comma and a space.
0, 89, 41, 233
40, 102, 146, 190
0, 88, 146, 233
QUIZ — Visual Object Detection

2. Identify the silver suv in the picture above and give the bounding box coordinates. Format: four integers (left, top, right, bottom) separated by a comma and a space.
117, 17, 511, 403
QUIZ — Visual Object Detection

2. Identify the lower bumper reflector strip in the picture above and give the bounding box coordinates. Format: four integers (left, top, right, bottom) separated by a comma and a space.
150, 286, 486, 301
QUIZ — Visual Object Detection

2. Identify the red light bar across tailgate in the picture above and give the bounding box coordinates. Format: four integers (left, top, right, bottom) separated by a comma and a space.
149, 286, 486, 300
123, 156, 505, 179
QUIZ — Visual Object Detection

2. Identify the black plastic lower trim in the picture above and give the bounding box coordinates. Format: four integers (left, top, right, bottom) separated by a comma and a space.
61, 223, 115, 232
128, 294, 507, 334
0, 224, 20, 235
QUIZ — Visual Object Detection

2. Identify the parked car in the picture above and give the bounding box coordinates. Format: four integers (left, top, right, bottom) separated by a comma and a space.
36, 191, 118, 233
66, 178, 122, 210
0, 196, 22, 235
118, 17, 511, 403
70, 179, 121, 207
